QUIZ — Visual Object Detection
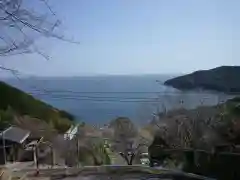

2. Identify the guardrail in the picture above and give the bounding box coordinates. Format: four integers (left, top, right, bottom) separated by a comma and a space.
150, 145, 240, 156
149, 146, 240, 180
12, 165, 215, 180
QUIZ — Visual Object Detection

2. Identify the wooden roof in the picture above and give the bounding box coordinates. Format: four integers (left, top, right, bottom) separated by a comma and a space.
0, 126, 30, 144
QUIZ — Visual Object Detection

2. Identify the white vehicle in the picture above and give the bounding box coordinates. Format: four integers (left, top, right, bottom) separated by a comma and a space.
140, 152, 150, 165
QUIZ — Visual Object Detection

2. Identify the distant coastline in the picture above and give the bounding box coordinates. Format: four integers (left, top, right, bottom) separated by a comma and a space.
3, 75, 232, 125
164, 66, 240, 94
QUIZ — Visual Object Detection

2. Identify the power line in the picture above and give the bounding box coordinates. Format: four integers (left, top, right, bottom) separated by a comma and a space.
32, 97, 163, 103
17, 88, 233, 95
6, 80, 236, 96
1, 67, 237, 96
0, 66, 18, 73
0, 66, 234, 105
32, 94, 159, 100
27, 94, 226, 104
1, 70, 162, 103
3, 76, 232, 104
30, 94, 216, 101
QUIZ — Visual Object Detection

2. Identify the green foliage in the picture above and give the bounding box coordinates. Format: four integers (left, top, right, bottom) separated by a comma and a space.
0, 81, 74, 132
225, 98, 240, 116
213, 97, 240, 143
78, 141, 111, 166
58, 110, 74, 121
93, 142, 111, 165
0, 107, 14, 129
51, 117, 73, 133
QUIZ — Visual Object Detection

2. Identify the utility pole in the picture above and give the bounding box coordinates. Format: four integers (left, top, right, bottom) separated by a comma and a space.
76, 136, 80, 167
2, 131, 6, 164
49, 145, 53, 168
33, 145, 39, 176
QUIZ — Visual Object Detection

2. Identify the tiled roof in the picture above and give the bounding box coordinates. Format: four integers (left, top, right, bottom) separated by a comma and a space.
0, 126, 30, 144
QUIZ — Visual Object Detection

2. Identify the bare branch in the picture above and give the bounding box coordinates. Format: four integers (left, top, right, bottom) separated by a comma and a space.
0, 65, 18, 73
0, 0, 78, 58
40, 0, 56, 16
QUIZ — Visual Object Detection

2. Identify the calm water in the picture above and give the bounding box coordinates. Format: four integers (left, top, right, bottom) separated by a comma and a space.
3, 75, 231, 125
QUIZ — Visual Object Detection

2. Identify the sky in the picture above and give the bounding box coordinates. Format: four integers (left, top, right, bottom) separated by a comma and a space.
1, 0, 240, 76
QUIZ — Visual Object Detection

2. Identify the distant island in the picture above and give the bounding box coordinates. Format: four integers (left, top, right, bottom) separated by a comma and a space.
164, 66, 240, 93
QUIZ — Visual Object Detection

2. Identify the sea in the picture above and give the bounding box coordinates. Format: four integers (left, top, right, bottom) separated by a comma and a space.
2, 75, 232, 126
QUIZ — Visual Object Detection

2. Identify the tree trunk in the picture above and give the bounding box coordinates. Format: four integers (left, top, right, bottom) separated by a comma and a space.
129, 154, 135, 165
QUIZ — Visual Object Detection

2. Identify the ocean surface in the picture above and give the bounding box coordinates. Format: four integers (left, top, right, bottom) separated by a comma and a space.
3, 75, 232, 125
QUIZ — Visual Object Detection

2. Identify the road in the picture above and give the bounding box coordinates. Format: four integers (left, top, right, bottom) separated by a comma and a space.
105, 146, 126, 165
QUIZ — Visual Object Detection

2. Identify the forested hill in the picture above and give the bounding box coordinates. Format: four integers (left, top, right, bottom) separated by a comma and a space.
164, 66, 240, 93
0, 81, 74, 133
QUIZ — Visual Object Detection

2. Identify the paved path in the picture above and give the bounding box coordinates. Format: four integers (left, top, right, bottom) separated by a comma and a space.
53, 171, 213, 180
105, 147, 126, 165
11, 166, 214, 180
5, 162, 35, 171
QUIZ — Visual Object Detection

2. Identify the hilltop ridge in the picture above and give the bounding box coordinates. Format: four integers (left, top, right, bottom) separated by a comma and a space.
0, 81, 74, 133
164, 66, 240, 93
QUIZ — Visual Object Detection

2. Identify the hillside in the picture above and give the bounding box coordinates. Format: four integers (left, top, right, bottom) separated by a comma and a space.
0, 81, 74, 133
147, 96, 240, 148
164, 66, 240, 93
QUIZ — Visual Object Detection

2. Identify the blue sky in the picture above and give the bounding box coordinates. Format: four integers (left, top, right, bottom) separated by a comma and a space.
1, 0, 240, 76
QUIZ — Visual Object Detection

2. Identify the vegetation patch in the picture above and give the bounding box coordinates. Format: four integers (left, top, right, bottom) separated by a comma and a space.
0, 81, 74, 133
